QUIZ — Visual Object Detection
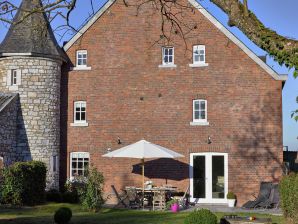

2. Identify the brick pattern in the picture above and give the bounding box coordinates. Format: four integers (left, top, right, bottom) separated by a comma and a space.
0, 56, 61, 189
62, 0, 283, 205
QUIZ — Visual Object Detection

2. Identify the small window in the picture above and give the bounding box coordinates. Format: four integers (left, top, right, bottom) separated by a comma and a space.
11, 70, 17, 85
162, 47, 174, 65
76, 50, 87, 67
70, 152, 89, 178
193, 99, 207, 122
51, 155, 58, 173
74, 101, 87, 123
193, 45, 205, 64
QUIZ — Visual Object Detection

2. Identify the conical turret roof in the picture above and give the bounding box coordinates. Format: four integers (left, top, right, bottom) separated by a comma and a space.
0, 0, 67, 61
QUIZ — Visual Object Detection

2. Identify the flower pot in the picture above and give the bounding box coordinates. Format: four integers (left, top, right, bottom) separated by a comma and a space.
227, 199, 236, 208
171, 203, 179, 212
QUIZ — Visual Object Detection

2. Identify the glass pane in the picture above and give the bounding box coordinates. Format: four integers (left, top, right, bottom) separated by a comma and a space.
72, 161, 77, 168
83, 161, 89, 169
78, 170, 83, 176
200, 101, 205, 109
199, 50, 205, 54
169, 48, 173, 55
81, 112, 86, 121
169, 56, 173, 62
193, 156, 205, 198
82, 54, 87, 59
75, 112, 81, 121
212, 156, 225, 199
195, 111, 200, 120
164, 56, 168, 63
194, 101, 200, 110
78, 162, 83, 169
200, 55, 205, 62
194, 55, 199, 62
82, 59, 87, 65
200, 111, 205, 119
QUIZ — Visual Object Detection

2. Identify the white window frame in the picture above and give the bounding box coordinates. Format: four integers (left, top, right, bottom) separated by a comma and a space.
162, 47, 175, 66
73, 101, 87, 124
189, 45, 208, 67
76, 50, 88, 67
70, 152, 90, 179
192, 99, 208, 123
11, 69, 17, 85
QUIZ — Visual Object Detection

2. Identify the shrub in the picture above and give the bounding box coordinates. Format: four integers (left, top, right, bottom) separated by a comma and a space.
54, 207, 72, 224
78, 168, 105, 212
184, 209, 217, 224
1, 161, 46, 206
61, 191, 79, 204
226, 192, 236, 199
279, 173, 298, 223
46, 189, 62, 203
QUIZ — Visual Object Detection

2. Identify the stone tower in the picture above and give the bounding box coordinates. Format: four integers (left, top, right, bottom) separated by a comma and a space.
0, 0, 66, 189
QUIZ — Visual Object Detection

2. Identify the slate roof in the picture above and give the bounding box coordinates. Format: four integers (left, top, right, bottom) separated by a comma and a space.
0, 93, 18, 113
0, 0, 67, 61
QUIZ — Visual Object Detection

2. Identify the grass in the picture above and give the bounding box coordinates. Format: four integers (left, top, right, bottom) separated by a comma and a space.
0, 203, 285, 224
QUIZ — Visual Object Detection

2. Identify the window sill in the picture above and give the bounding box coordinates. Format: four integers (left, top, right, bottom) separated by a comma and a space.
189, 63, 209, 67
70, 122, 89, 127
158, 64, 177, 68
190, 121, 209, 126
70, 66, 92, 71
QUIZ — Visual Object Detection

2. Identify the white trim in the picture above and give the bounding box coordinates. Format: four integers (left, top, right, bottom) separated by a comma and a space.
73, 101, 87, 124
189, 63, 209, 67
189, 152, 228, 204
190, 121, 209, 126
2, 53, 33, 56
70, 66, 92, 71
63, 0, 287, 81
193, 99, 207, 123
70, 152, 90, 179
158, 64, 177, 68
193, 45, 206, 64
76, 50, 88, 67
162, 46, 175, 66
70, 122, 89, 127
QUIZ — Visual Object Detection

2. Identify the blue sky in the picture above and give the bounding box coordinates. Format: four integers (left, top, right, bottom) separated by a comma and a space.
0, 0, 297, 151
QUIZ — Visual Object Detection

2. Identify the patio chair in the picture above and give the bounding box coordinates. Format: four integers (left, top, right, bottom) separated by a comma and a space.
242, 182, 272, 209
111, 185, 128, 208
257, 183, 280, 209
178, 185, 190, 209
126, 187, 142, 209
153, 190, 166, 211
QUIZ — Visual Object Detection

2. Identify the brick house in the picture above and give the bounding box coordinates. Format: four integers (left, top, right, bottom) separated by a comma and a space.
61, 0, 287, 205
0, 0, 287, 206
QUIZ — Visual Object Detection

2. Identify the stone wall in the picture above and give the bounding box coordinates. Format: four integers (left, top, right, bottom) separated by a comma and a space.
0, 56, 61, 189
0, 95, 18, 166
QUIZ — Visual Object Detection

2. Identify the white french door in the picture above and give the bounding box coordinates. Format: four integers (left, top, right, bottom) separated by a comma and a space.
189, 152, 228, 204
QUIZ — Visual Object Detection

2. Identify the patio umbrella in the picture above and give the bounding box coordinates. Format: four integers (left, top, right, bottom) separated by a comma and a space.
102, 139, 184, 208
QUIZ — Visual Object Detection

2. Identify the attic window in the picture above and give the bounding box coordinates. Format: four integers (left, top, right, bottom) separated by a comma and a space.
76, 50, 87, 67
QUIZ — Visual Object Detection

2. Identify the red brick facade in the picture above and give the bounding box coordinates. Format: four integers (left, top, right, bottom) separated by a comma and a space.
61, 0, 284, 206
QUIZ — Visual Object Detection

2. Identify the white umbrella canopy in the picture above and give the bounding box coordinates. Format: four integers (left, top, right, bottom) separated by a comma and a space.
102, 139, 184, 209
102, 139, 184, 159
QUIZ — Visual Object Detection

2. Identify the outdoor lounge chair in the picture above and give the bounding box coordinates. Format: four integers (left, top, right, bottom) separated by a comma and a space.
257, 183, 280, 209
111, 185, 128, 208
242, 182, 272, 209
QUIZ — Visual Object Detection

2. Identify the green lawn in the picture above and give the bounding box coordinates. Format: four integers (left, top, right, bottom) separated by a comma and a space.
0, 203, 285, 224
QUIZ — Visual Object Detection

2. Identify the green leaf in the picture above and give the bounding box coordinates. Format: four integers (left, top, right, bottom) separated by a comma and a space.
294, 70, 298, 78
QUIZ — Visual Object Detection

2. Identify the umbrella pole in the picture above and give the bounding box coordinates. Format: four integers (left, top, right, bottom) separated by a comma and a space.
142, 158, 145, 210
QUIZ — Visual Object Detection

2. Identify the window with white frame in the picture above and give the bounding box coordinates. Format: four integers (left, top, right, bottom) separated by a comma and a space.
193, 45, 205, 64
193, 99, 207, 122
76, 50, 88, 67
162, 47, 174, 65
74, 101, 86, 123
11, 69, 17, 85
70, 152, 89, 178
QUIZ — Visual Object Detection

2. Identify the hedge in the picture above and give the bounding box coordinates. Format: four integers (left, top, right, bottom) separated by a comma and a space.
279, 173, 298, 223
1, 161, 47, 206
